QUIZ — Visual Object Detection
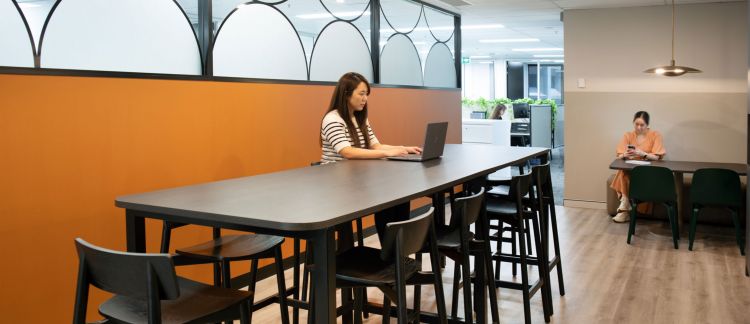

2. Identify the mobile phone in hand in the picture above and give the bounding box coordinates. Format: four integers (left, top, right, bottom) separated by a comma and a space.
627, 145, 635, 150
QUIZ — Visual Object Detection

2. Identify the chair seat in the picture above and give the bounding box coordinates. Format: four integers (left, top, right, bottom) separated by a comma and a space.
99, 277, 251, 324
435, 225, 474, 250
335, 246, 418, 286
486, 197, 519, 215
176, 234, 284, 261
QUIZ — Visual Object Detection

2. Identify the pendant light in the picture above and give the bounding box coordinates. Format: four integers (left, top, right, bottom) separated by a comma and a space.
643, 0, 701, 76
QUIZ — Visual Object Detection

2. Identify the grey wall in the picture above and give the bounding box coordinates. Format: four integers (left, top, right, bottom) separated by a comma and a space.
563, 2, 748, 205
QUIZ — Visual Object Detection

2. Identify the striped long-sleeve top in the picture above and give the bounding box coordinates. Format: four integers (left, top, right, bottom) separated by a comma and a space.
320, 110, 379, 164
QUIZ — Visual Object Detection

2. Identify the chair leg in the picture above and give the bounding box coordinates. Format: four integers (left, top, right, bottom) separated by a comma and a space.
247, 260, 258, 324
292, 239, 301, 324
547, 200, 565, 295
627, 203, 637, 244
730, 209, 745, 255
525, 218, 533, 256
353, 288, 363, 324
382, 296, 391, 324
667, 205, 678, 249
482, 240, 500, 323
275, 247, 291, 324
450, 261, 460, 318
494, 226, 502, 281
239, 301, 250, 324
413, 254, 422, 319
160, 221, 171, 253
222, 260, 233, 324
429, 243, 448, 324
531, 214, 552, 322
517, 218, 532, 324
689, 207, 698, 251
511, 229, 518, 276
355, 218, 370, 318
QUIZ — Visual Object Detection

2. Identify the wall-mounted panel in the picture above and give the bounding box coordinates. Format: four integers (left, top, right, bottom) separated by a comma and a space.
213, 3, 307, 80
0, 1, 34, 67
40, 0, 201, 75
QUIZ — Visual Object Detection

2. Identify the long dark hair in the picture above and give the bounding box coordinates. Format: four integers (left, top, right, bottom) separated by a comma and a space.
320, 72, 371, 148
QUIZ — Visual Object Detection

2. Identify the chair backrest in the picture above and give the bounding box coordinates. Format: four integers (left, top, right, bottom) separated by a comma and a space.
509, 173, 533, 204
75, 238, 180, 300
449, 188, 485, 229
380, 207, 434, 261
690, 168, 742, 207
531, 162, 551, 190
629, 166, 676, 203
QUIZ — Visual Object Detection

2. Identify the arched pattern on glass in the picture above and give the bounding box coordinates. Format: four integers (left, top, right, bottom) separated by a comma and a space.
212, 3, 307, 80
319, 0, 370, 22
380, 33, 423, 86
40, 0, 202, 75
1, 0, 35, 67
423, 42, 455, 87
15, 0, 56, 53
309, 21, 373, 82
380, 0, 422, 34
423, 5, 453, 43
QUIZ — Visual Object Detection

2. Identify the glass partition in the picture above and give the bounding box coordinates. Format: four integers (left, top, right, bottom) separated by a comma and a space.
1, 0, 34, 67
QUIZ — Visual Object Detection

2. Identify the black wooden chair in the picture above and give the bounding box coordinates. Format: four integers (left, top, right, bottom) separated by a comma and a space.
334, 207, 447, 324
73, 238, 252, 324
485, 173, 552, 324
434, 188, 499, 323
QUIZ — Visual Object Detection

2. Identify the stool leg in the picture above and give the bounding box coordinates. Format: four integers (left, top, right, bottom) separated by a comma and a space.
517, 218, 532, 324
547, 199, 565, 295
222, 260, 233, 324
160, 221, 171, 253
247, 260, 258, 324
450, 261, 460, 318
292, 239, 301, 324
275, 247, 290, 324
460, 248, 473, 323
355, 218, 369, 318
413, 254, 422, 318
532, 214, 552, 321
511, 229, 518, 276
382, 296, 391, 324
494, 225, 502, 281
482, 240, 500, 323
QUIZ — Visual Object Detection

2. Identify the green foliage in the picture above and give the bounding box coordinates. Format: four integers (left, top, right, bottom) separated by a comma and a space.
461, 97, 557, 126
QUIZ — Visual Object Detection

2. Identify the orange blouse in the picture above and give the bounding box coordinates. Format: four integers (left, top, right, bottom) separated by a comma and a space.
615, 130, 666, 160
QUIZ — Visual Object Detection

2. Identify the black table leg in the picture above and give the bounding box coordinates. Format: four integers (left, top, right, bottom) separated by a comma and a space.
311, 228, 337, 324
125, 209, 146, 253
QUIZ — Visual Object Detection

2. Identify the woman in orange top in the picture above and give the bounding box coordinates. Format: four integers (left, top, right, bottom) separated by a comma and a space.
611, 111, 666, 222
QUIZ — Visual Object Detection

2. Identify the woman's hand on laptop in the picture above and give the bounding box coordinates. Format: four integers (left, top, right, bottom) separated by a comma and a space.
384, 147, 410, 157
404, 146, 422, 154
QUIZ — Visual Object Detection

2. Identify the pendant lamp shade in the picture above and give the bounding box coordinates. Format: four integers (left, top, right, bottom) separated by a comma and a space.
644, 0, 701, 76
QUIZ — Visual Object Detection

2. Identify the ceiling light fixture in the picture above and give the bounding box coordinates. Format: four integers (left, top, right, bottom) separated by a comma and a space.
297, 11, 370, 19
479, 38, 539, 43
533, 54, 564, 58
643, 0, 700, 76
470, 55, 491, 59
511, 48, 563, 52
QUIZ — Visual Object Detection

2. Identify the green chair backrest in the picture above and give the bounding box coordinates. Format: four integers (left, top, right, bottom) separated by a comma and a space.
690, 168, 742, 208
629, 166, 676, 203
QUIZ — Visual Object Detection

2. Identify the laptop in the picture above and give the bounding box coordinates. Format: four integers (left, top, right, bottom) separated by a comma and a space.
387, 122, 448, 162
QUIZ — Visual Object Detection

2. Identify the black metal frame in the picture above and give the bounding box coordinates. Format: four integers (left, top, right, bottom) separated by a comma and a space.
1, 0, 462, 90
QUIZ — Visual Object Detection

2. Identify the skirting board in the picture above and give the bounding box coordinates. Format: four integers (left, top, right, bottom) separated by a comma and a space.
564, 199, 606, 210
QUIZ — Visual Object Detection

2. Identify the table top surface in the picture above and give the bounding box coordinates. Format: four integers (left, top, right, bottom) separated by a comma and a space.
609, 158, 747, 175
116, 144, 548, 232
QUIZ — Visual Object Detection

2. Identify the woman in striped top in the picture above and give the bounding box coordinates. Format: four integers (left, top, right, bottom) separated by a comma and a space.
320, 72, 421, 164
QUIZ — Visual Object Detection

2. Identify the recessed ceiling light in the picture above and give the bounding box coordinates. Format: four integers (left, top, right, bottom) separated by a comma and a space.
512, 48, 563, 52
533, 54, 564, 58
297, 11, 370, 19
470, 55, 491, 59
479, 38, 539, 43
462, 24, 505, 30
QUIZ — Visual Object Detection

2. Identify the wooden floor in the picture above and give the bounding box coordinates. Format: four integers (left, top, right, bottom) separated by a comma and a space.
241, 206, 750, 323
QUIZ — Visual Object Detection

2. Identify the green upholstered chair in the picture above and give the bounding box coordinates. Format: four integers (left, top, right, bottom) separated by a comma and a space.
628, 166, 679, 249
689, 168, 745, 255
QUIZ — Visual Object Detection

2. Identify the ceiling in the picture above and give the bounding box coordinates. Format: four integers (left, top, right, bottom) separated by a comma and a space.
427, 0, 743, 62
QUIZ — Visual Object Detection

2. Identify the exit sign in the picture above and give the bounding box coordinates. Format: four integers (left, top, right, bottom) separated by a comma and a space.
461, 57, 471, 64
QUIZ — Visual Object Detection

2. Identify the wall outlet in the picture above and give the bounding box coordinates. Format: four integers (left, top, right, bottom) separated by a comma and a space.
577, 78, 586, 88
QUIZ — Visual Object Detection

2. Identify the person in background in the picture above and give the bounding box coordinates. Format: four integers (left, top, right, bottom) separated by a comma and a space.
610, 111, 666, 223
489, 103, 507, 120
320, 72, 421, 164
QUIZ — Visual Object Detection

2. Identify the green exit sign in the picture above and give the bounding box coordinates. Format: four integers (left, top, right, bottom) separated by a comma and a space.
461, 57, 471, 64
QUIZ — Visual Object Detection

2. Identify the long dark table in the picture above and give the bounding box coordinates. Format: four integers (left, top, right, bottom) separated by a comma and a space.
116, 144, 550, 324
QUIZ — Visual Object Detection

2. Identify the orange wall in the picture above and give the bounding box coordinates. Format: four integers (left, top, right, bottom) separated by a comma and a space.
0, 73, 460, 322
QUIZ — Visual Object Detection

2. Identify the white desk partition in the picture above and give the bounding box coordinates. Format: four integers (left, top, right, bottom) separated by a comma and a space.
530, 104, 552, 148
462, 119, 512, 179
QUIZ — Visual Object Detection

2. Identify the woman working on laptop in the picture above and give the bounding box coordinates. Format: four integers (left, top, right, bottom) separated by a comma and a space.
320, 72, 421, 164
319, 72, 421, 241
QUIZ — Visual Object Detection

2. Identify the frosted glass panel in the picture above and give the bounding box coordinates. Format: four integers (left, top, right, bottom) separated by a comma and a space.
424, 43, 455, 87
0, 0, 34, 67
423, 6, 453, 42
41, 0, 201, 75
16, 0, 55, 51
174, 0, 199, 38
309, 21, 373, 82
320, 0, 370, 21
213, 3, 307, 80
380, 34, 422, 86
380, 0, 421, 33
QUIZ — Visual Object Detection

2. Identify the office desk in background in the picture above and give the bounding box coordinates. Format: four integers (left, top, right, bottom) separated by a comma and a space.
116, 144, 550, 324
